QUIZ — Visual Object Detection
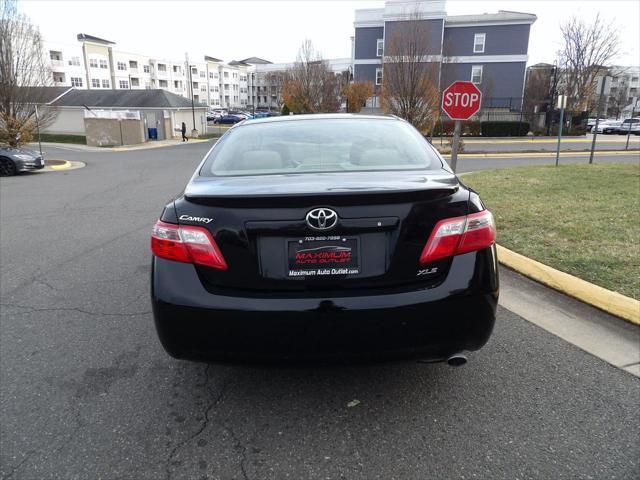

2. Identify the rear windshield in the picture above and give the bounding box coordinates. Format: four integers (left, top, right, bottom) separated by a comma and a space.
200, 118, 442, 176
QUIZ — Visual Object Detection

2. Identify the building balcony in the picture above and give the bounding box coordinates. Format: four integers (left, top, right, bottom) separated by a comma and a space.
50, 59, 64, 68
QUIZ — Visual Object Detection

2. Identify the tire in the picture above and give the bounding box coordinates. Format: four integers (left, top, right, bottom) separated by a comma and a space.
0, 157, 17, 177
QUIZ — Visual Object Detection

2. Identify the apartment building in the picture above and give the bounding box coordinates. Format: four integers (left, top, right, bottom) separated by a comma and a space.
44, 33, 349, 111
241, 57, 351, 110
353, 0, 536, 109
43, 34, 250, 109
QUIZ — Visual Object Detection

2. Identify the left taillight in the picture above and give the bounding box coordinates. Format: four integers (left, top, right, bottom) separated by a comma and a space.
419, 210, 496, 265
151, 220, 228, 270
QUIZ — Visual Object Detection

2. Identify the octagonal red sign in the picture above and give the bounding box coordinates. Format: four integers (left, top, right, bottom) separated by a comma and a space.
442, 81, 482, 120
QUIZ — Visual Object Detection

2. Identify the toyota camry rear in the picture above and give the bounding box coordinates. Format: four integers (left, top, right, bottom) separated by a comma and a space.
151, 114, 498, 363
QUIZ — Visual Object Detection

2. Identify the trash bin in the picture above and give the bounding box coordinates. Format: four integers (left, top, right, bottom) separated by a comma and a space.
148, 127, 158, 140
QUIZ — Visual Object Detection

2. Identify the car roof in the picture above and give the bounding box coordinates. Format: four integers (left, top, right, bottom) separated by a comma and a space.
241, 113, 400, 126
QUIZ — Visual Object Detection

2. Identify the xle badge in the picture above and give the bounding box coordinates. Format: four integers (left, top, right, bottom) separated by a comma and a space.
417, 267, 438, 276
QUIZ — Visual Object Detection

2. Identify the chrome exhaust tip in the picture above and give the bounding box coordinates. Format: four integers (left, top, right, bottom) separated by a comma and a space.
446, 353, 468, 367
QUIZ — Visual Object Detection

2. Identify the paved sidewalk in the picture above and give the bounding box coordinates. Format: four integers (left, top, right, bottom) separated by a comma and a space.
28, 137, 212, 153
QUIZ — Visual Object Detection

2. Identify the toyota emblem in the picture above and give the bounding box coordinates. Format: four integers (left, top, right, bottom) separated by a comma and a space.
306, 208, 338, 231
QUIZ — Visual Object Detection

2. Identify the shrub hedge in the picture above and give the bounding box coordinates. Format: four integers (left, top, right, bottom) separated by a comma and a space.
37, 133, 87, 144
480, 121, 530, 137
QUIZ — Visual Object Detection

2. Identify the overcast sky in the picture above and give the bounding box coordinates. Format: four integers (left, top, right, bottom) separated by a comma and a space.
21, 0, 640, 66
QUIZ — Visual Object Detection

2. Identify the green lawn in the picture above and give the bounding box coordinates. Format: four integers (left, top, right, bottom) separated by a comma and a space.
464, 163, 640, 299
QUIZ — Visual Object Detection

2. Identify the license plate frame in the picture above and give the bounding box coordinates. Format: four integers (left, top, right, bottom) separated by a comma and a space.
286, 236, 360, 277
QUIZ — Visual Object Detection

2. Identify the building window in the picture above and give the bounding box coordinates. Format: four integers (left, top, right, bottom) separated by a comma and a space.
158, 63, 166, 72
68, 56, 81, 66
201, 85, 207, 92
173, 65, 181, 73
91, 78, 100, 88
159, 79, 168, 88
174, 80, 182, 89
375, 68, 383, 85
376, 39, 384, 57
102, 79, 110, 88
471, 65, 483, 84
71, 77, 83, 87
131, 77, 140, 87
214, 86, 219, 92
89, 58, 98, 68
117, 62, 127, 71
52, 73, 64, 83
99, 59, 108, 69
473, 33, 486, 53
119, 80, 129, 89
191, 67, 198, 75
224, 84, 229, 91
224, 71, 229, 79
209, 72, 214, 79
49, 51, 62, 61
143, 65, 150, 73
632, 77, 639, 83
129, 60, 138, 69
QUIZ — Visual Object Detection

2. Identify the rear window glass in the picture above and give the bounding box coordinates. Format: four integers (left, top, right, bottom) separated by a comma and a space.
201, 118, 442, 176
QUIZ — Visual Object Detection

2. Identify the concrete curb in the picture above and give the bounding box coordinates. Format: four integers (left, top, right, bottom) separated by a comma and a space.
497, 245, 640, 325
442, 150, 640, 159
42, 160, 85, 172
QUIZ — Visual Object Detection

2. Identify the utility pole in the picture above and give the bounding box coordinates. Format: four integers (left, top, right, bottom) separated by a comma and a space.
589, 75, 609, 164
34, 104, 43, 158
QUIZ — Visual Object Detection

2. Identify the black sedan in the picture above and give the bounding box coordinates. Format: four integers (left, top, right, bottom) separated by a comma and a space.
151, 114, 498, 364
214, 114, 244, 125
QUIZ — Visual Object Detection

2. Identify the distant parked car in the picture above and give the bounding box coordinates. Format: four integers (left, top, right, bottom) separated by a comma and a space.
586, 118, 606, 133
214, 115, 244, 125
594, 119, 622, 134
0, 146, 45, 176
615, 118, 640, 134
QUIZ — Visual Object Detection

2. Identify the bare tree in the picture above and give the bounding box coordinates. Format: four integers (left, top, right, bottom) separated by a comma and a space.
606, 76, 630, 119
282, 39, 340, 113
557, 14, 620, 113
381, 13, 440, 132
1, 0, 57, 146
343, 81, 374, 113
523, 67, 552, 128
264, 71, 285, 110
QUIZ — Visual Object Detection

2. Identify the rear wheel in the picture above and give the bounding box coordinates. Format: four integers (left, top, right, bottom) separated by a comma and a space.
0, 157, 17, 177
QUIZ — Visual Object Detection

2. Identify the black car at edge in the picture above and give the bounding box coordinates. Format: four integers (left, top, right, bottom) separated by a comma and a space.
151, 114, 498, 364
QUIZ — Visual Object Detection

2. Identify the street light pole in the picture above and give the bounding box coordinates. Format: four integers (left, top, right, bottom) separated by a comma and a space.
186, 52, 196, 133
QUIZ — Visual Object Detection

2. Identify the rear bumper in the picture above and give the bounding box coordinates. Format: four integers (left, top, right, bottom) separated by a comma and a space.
151, 247, 499, 362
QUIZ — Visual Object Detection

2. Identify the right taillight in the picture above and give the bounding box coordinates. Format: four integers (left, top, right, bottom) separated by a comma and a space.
151, 220, 228, 270
419, 210, 496, 264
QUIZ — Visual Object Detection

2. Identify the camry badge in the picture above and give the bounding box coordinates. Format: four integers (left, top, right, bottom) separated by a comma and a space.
306, 208, 338, 231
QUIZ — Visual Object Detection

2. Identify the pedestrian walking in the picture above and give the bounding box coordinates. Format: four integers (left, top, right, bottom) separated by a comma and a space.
181, 122, 188, 142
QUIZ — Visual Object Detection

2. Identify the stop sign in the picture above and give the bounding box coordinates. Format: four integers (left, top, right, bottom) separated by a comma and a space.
442, 81, 482, 120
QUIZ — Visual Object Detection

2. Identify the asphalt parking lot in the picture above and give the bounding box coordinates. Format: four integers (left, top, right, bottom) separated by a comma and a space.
1, 142, 639, 479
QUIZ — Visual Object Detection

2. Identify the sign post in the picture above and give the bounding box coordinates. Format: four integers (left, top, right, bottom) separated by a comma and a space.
441, 81, 482, 172
589, 76, 610, 165
555, 94, 567, 167
625, 98, 638, 150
